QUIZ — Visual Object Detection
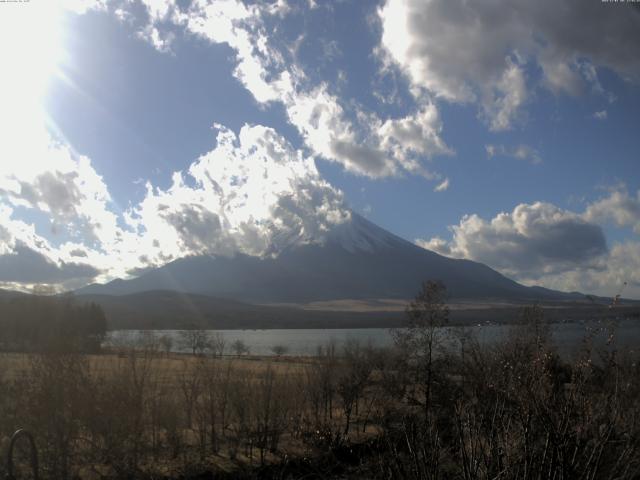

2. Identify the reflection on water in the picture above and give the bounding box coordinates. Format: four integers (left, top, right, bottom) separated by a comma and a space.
107, 319, 640, 358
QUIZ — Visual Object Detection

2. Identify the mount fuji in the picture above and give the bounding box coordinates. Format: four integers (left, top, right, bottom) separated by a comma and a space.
77, 213, 577, 304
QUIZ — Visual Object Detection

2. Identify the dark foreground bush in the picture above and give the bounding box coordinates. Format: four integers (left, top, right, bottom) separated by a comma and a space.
370, 304, 640, 480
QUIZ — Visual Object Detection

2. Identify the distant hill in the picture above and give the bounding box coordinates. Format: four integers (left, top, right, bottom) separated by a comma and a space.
1, 287, 636, 331
77, 213, 586, 304
0, 288, 27, 298
70, 290, 640, 330
75, 290, 403, 330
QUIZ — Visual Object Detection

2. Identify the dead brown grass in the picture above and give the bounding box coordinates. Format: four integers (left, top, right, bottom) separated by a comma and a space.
0, 348, 383, 479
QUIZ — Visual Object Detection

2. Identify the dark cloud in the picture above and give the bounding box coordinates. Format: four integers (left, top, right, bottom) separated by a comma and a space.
69, 248, 88, 258
161, 204, 231, 255
0, 242, 100, 283
16, 171, 82, 220
330, 140, 394, 177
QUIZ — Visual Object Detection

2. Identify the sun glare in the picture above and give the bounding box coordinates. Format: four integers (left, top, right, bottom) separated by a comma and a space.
0, 2, 64, 126
0, 1, 65, 176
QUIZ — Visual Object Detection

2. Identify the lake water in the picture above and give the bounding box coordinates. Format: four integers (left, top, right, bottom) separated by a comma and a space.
107, 318, 640, 358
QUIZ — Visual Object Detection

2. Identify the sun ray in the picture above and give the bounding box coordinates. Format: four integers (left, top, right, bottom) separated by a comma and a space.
0, 1, 66, 178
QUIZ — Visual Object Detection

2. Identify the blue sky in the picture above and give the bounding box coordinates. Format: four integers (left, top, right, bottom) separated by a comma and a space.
1, 0, 639, 298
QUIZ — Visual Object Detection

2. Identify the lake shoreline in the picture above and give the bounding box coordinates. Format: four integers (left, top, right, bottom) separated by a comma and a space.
105, 303, 640, 331
106, 317, 640, 358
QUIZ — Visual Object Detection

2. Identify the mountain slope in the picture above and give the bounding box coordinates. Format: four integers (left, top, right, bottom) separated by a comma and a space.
77, 214, 579, 303
0, 288, 27, 298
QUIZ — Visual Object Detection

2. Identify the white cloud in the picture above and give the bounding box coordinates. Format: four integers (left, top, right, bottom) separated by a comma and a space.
485, 144, 542, 164
141, 0, 173, 22
592, 110, 608, 120
528, 241, 640, 300
284, 84, 383, 175
434, 178, 449, 192
417, 192, 640, 298
113, 0, 452, 183
378, 0, 640, 130
415, 236, 450, 255
0, 134, 121, 250
0, 117, 351, 289
416, 202, 608, 281
286, 85, 451, 179
581, 62, 617, 103
584, 188, 640, 234
124, 123, 350, 267
177, 0, 294, 104
539, 52, 583, 97
482, 59, 527, 131
137, 24, 174, 53
377, 103, 453, 169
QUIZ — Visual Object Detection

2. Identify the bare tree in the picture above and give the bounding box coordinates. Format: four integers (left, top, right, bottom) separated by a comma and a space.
138, 330, 160, 354
179, 329, 210, 356
208, 332, 226, 357
158, 335, 173, 356
393, 280, 449, 415
270, 344, 288, 357
337, 339, 372, 435
231, 339, 249, 356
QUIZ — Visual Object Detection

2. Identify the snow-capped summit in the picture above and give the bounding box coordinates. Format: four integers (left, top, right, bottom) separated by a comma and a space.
325, 213, 401, 254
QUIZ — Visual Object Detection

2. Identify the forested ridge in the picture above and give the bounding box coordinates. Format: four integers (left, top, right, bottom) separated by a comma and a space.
0, 295, 107, 352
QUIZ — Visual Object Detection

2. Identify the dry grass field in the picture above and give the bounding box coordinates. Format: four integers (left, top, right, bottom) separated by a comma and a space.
0, 346, 385, 479
0, 351, 316, 390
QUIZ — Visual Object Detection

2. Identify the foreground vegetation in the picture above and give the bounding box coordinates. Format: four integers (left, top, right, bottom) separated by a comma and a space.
0, 283, 639, 479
